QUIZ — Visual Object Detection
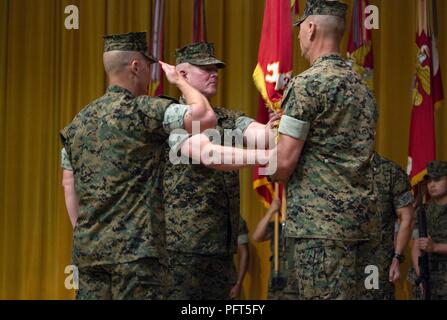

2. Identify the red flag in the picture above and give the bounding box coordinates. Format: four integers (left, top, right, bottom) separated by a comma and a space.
408, 0, 444, 186
252, 0, 294, 208
149, 0, 165, 96
347, 0, 374, 91
193, 0, 207, 43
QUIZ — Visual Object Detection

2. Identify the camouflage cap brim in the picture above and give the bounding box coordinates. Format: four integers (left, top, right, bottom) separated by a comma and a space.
425, 172, 447, 179
293, 15, 308, 27
425, 173, 442, 180
188, 57, 226, 69
175, 42, 225, 68
142, 52, 158, 63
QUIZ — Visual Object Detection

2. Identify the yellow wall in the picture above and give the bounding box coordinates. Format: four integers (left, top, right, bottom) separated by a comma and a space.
0, 0, 446, 299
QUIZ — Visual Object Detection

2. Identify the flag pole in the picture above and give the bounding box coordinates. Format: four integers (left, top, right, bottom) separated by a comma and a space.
273, 183, 280, 277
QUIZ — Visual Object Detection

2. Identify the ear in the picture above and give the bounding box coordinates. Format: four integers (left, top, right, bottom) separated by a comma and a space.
308, 22, 317, 41
179, 69, 187, 79
130, 59, 140, 74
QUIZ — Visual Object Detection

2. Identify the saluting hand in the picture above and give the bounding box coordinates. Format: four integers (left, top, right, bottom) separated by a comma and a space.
159, 60, 183, 85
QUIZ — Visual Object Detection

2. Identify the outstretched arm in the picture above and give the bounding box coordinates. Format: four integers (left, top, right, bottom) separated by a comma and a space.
243, 113, 280, 149
179, 134, 272, 172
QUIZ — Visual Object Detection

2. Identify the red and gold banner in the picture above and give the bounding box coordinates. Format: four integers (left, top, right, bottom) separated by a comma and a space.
252, 0, 294, 208
408, 0, 443, 186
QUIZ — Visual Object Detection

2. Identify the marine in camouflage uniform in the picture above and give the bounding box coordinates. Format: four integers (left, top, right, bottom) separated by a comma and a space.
357, 152, 414, 300
273, 0, 379, 300
412, 161, 447, 300
164, 42, 255, 300
60, 32, 198, 300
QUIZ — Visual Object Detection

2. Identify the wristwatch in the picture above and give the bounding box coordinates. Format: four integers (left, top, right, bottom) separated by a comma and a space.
393, 253, 405, 263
